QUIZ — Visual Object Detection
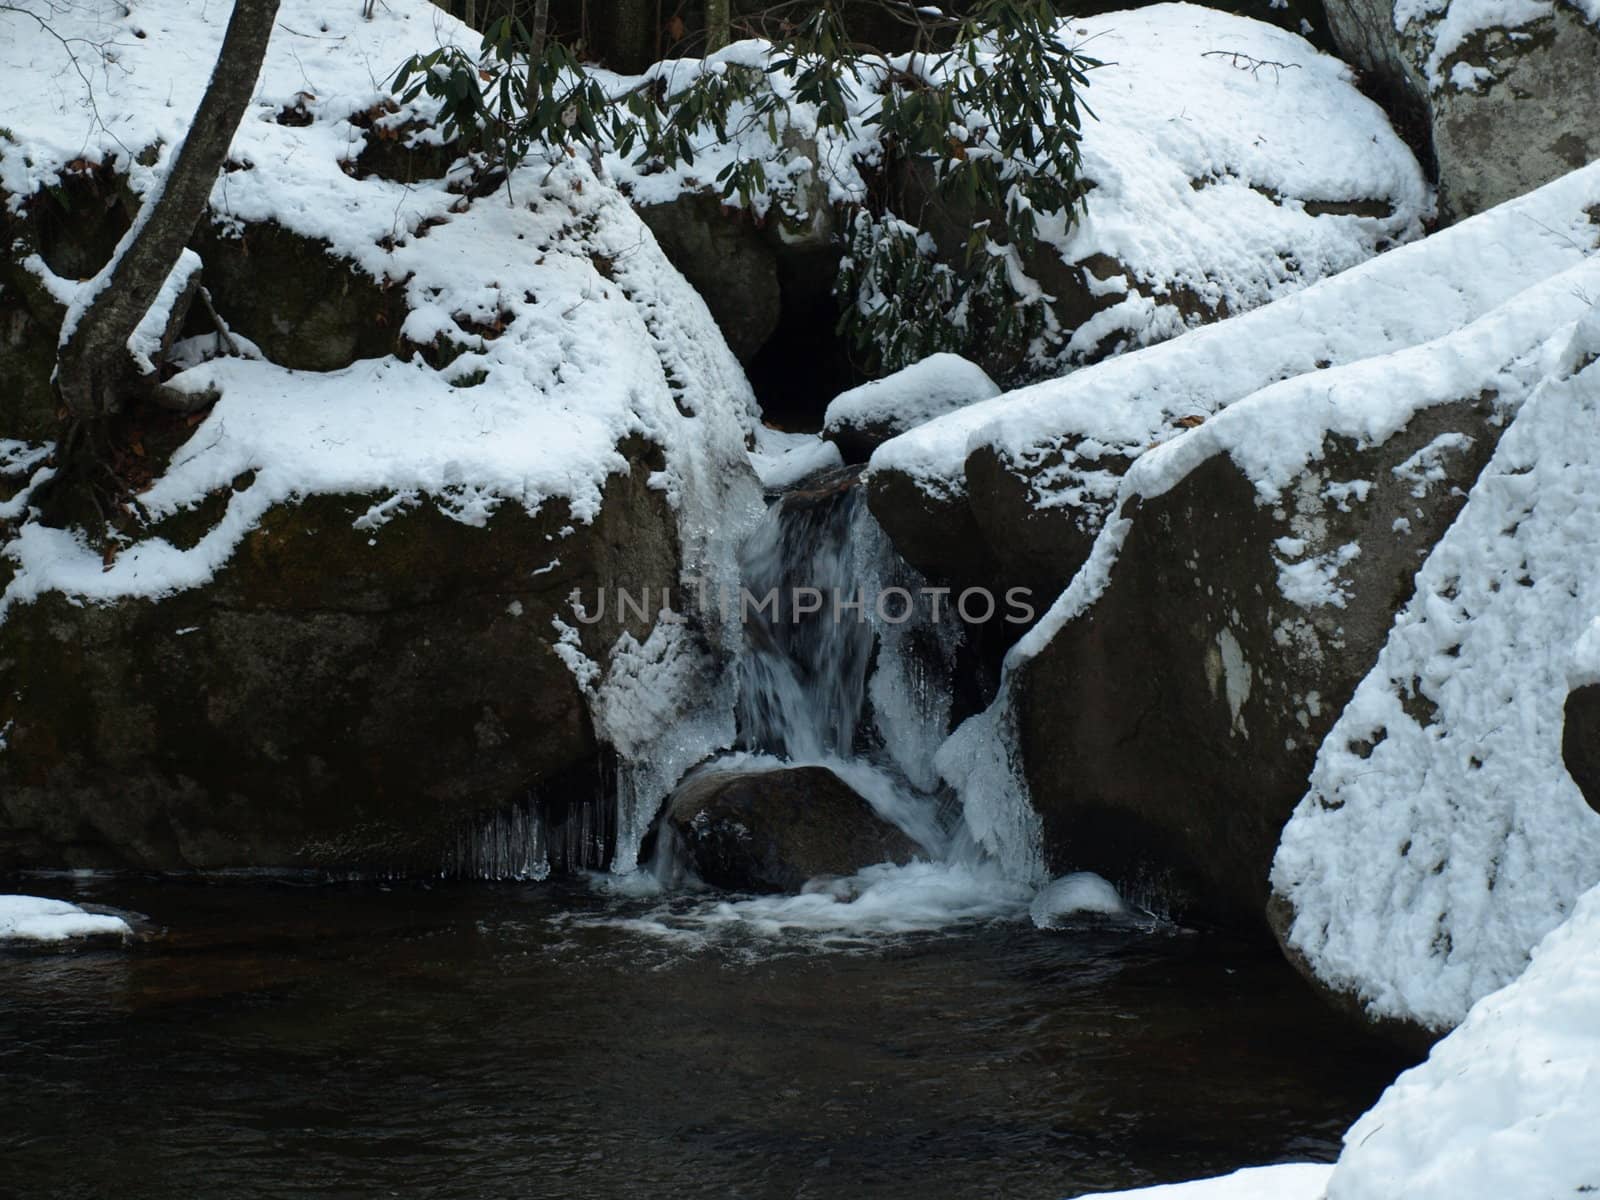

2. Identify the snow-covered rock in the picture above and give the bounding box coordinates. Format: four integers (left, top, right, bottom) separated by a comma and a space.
0, 0, 763, 873
1269, 306, 1600, 1033
598, 5, 1427, 386
892, 4, 1429, 381
823, 354, 1000, 464
0, 894, 130, 944
1029, 871, 1128, 925
867, 162, 1600, 606
1324, 880, 1600, 1199
919, 166, 1600, 938
1322, 0, 1600, 218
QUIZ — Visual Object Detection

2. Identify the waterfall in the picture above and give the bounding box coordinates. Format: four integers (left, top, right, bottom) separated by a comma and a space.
452, 461, 1042, 892
735, 472, 877, 761
727, 468, 965, 855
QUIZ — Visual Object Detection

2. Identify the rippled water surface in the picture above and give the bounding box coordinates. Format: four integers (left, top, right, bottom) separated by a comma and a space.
0, 876, 1407, 1199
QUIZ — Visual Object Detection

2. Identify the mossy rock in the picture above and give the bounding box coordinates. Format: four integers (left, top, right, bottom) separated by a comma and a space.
0, 444, 680, 873
192, 218, 408, 371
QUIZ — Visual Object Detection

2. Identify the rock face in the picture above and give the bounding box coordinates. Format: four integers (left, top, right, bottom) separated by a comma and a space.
192, 219, 408, 372
1322, 0, 1600, 218
1564, 685, 1600, 816
1012, 397, 1499, 929
0, 450, 679, 873
663, 766, 922, 893
636, 192, 782, 365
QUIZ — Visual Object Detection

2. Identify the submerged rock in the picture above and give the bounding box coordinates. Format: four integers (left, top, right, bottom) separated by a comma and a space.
663, 766, 923, 894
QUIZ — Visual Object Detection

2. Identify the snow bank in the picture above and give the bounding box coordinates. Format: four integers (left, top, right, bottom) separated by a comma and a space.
1326, 881, 1600, 1200
872, 161, 1600, 517
0, 0, 761, 620
1270, 306, 1600, 1031
0, 895, 129, 943
1067, 1164, 1334, 1200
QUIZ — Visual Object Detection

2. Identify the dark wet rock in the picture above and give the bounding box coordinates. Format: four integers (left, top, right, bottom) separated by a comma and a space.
664, 766, 922, 893
1563, 684, 1600, 816
636, 191, 782, 365
0, 165, 138, 440
864, 467, 998, 595
1012, 395, 1501, 931
0, 444, 679, 874
963, 440, 1105, 606
191, 218, 407, 371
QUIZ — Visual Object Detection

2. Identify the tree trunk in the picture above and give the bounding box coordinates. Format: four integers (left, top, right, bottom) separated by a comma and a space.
706, 0, 730, 51
607, 0, 656, 72
54, 0, 282, 422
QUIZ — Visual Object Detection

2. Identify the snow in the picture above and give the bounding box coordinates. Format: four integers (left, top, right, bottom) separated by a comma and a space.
749, 428, 843, 491
823, 353, 1000, 445
0, 0, 762, 616
598, 5, 1427, 375
1030, 871, 1128, 925
1325, 881, 1600, 1200
1392, 0, 1593, 91
1065, 1164, 1334, 1200
1270, 305, 1600, 1031
0, 894, 130, 943
1037, 6, 1428, 358
0, 0, 766, 860
870, 161, 1600, 526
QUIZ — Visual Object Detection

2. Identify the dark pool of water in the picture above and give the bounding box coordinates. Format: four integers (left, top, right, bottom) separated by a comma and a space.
0, 875, 1407, 1200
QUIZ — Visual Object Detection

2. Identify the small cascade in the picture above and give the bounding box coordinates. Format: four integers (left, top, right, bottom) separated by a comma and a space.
736, 471, 878, 760
730, 467, 965, 854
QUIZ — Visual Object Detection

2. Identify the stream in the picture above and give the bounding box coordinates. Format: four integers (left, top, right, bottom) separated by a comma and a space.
2, 470, 1411, 1198
0, 874, 1405, 1199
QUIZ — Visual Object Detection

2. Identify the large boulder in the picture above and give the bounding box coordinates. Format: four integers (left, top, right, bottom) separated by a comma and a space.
1322, 0, 1600, 219
934, 217, 1600, 945
866, 163, 1600, 612
0, 0, 765, 876
1012, 393, 1498, 928
0, 452, 677, 872
1268, 304, 1600, 1038
663, 766, 923, 893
